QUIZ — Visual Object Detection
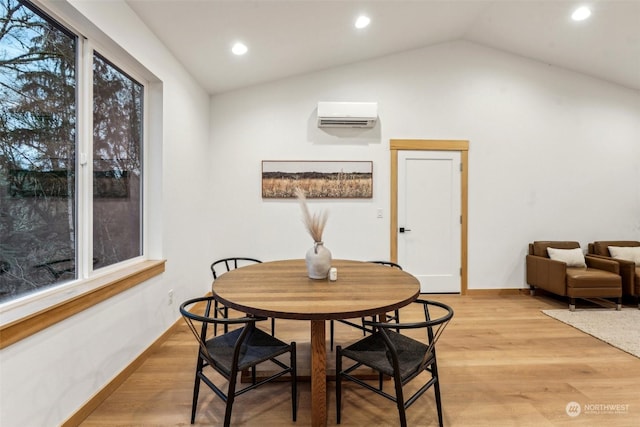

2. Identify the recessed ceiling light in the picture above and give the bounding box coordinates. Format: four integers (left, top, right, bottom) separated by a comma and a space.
355, 15, 370, 29
231, 42, 248, 56
571, 6, 591, 21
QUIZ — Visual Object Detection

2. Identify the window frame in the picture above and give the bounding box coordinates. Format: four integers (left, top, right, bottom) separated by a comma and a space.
0, 0, 161, 338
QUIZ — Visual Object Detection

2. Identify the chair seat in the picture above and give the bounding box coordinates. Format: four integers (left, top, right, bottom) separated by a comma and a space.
341, 331, 432, 379
206, 327, 291, 375
566, 267, 621, 289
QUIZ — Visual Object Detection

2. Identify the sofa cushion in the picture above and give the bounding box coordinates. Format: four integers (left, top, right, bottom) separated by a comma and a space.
547, 247, 586, 268
566, 267, 621, 290
608, 246, 640, 264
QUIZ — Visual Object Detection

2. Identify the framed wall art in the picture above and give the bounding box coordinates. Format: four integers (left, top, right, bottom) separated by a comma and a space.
262, 160, 373, 199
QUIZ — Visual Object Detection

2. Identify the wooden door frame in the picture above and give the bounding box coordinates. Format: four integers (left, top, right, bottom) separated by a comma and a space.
390, 139, 469, 295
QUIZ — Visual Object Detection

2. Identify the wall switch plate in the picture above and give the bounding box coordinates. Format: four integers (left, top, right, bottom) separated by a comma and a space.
377, 208, 383, 218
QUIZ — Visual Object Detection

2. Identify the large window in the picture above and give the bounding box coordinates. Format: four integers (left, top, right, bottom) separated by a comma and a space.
0, 0, 145, 304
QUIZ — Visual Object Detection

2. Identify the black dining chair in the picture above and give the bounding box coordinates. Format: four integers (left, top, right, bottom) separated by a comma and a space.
180, 296, 297, 426
210, 257, 275, 336
336, 299, 454, 427
330, 261, 404, 351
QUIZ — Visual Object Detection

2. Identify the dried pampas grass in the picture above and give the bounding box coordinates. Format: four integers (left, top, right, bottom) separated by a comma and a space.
295, 187, 328, 243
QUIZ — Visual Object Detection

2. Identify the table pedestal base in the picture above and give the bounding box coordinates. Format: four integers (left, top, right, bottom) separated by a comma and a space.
311, 320, 327, 427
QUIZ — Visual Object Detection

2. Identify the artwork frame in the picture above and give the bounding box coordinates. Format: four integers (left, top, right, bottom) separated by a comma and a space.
262, 160, 373, 199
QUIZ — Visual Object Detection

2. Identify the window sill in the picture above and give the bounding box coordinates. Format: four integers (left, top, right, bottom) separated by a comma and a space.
0, 259, 166, 349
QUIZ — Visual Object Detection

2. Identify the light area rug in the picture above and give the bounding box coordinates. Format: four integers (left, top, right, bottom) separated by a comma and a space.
542, 308, 640, 358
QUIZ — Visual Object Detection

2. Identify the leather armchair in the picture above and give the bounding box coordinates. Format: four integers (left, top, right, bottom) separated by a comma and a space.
526, 241, 622, 311
588, 241, 640, 308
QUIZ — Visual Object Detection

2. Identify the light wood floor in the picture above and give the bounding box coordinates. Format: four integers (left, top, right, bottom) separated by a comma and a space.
80, 294, 640, 426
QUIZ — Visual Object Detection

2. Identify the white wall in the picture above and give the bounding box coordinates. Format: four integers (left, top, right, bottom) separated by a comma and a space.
0, 1, 212, 426
210, 40, 640, 289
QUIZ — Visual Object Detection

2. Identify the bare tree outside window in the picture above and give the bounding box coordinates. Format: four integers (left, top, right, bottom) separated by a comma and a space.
0, 0, 77, 302
92, 54, 143, 269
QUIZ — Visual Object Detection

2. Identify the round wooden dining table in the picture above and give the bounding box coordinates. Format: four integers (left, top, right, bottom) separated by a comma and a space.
212, 259, 420, 427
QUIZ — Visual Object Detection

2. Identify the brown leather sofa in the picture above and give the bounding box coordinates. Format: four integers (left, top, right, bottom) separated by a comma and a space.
588, 240, 640, 308
526, 241, 622, 311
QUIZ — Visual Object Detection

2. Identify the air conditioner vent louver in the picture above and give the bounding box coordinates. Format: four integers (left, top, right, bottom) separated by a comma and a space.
317, 101, 377, 128
318, 119, 373, 127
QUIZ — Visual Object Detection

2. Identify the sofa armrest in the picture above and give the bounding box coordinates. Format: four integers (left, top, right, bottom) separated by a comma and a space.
585, 255, 620, 274
587, 254, 635, 295
526, 255, 567, 295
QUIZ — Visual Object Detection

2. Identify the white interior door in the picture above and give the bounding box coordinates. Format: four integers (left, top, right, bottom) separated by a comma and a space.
398, 151, 461, 293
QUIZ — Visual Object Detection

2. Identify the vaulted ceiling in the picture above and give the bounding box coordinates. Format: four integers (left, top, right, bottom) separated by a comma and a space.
125, 0, 640, 94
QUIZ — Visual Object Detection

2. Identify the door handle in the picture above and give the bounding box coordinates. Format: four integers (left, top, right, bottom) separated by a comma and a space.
399, 227, 412, 233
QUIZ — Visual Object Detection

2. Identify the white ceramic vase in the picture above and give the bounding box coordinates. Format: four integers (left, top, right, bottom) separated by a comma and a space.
305, 241, 332, 279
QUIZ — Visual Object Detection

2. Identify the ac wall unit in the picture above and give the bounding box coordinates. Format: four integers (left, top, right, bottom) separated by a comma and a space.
317, 101, 378, 128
